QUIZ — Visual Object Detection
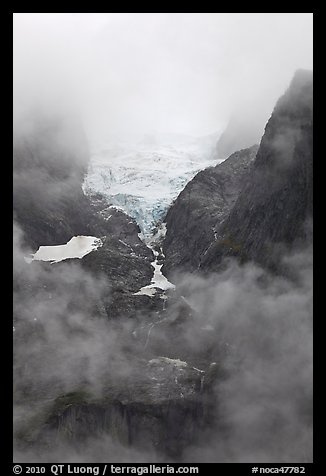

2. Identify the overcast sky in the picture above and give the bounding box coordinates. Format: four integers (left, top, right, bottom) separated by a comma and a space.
13, 13, 313, 138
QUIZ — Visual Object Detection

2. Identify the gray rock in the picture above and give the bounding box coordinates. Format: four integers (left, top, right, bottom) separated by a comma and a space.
163, 70, 313, 276
201, 69, 313, 272
162, 145, 258, 278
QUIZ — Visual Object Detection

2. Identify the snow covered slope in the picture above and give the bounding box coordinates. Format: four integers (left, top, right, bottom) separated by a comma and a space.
83, 134, 219, 242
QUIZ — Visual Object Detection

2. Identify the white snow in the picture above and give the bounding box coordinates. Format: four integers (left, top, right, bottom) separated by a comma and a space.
133, 248, 175, 297
108, 205, 129, 215
192, 366, 205, 373
83, 134, 219, 241
81, 134, 220, 297
25, 236, 103, 264
135, 287, 157, 297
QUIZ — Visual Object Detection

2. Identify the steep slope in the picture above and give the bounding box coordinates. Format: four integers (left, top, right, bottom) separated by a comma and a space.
15, 357, 213, 462
13, 70, 313, 463
13, 114, 155, 319
13, 114, 214, 462
162, 69, 313, 276
13, 114, 93, 249
202, 69, 313, 271
162, 145, 258, 277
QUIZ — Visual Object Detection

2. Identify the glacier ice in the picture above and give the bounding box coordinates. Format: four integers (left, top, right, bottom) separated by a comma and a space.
82, 134, 219, 295
83, 134, 219, 242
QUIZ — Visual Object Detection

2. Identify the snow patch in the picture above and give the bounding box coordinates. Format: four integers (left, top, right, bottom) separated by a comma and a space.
108, 205, 129, 215
135, 287, 157, 297
25, 236, 103, 264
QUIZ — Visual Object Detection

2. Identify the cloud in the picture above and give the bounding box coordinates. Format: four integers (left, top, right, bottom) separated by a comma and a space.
174, 251, 313, 462
13, 13, 313, 463
14, 217, 312, 462
13, 13, 313, 138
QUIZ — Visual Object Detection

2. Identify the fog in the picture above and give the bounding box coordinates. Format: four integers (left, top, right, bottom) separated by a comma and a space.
177, 251, 313, 462
13, 217, 313, 462
13, 13, 313, 141
13, 13, 313, 463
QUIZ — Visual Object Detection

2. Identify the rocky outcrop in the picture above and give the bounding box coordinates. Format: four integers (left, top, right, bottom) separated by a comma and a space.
202, 70, 313, 272
162, 145, 258, 278
13, 70, 313, 463
13, 113, 215, 462
163, 70, 313, 276
13, 114, 156, 319
14, 357, 216, 461
13, 114, 93, 249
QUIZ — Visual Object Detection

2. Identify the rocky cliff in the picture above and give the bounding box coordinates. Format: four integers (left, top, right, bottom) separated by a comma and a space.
13, 114, 93, 248
15, 357, 215, 462
202, 69, 313, 272
163, 70, 313, 276
162, 145, 258, 278
13, 70, 313, 463
13, 114, 156, 319
13, 113, 214, 462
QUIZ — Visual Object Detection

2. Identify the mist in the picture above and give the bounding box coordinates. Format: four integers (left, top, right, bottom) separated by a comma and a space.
13, 13, 313, 141
177, 251, 313, 462
14, 219, 313, 462
13, 12, 313, 464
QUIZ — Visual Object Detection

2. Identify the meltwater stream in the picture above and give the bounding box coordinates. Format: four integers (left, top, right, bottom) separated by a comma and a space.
82, 134, 218, 296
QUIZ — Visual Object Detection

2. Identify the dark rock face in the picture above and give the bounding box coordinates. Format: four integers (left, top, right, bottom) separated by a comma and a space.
13, 70, 313, 462
13, 113, 213, 462
13, 115, 156, 319
202, 70, 313, 271
45, 400, 203, 461
81, 212, 154, 319
163, 70, 313, 276
13, 114, 93, 249
162, 145, 258, 278
15, 358, 215, 462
